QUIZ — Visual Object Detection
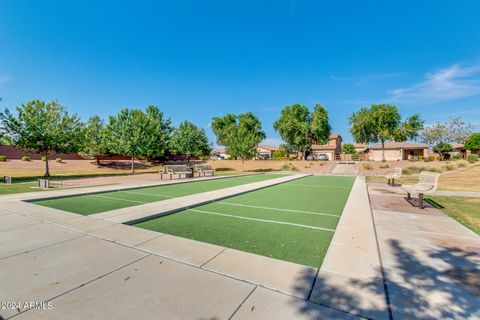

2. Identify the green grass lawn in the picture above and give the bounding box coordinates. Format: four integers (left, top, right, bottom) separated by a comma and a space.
0, 181, 70, 195
31, 173, 286, 215
0, 182, 42, 195
427, 196, 480, 235
136, 175, 355, 267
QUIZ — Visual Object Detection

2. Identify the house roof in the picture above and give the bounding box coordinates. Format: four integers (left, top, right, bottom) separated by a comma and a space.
368, 142, 428, 150
354, 143, 368, 148
211, 148, 226, 154
311, 145, 337, 150
452, 143, 464, 149
257, 145, 278, 151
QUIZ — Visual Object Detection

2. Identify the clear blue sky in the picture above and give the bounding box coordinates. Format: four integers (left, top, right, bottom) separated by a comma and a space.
1, 0, 479, 146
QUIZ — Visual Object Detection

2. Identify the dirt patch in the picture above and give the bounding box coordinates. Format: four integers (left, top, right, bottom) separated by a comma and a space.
206, 160, 334, 174
438, 165, 480, 192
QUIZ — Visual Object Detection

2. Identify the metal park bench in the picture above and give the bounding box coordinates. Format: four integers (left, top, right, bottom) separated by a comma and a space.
161, 164, 192, 180
384, 167, 402, 186
401, 171, 440, 209
193, 164, 215, 177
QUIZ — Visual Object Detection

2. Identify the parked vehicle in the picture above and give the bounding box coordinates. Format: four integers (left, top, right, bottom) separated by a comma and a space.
306, 153, 329, 161
256, 154, 269, 160
210, 154, 225, 160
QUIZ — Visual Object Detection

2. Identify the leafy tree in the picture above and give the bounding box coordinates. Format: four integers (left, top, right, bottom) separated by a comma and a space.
350, 104, 423, 161
0, 135, 9, 145
273, 149, 284, 159
0, 100, 84, 176
274, 103, 331, 159
433, 142, 453, 160
79, 115, 108, 165
464, 133, 480, 150
211, 112, 265, 171
170, 120, 211, 163
279, 143, 294, 157
421, 117, 474, 160
342, 143, 356, 154
106, 106, 171, 172
311, 104, 331, 145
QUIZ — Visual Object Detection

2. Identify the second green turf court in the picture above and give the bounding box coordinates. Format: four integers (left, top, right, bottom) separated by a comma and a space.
30, 174, 285, 215
136, 175, 355, 267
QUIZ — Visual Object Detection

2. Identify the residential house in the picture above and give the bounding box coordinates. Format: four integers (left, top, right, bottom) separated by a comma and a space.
310, 133, 342, 160
255, 145, 278, 159
367, 142, 428, 161
353, 143, 368, 154
210, 148, 230, 159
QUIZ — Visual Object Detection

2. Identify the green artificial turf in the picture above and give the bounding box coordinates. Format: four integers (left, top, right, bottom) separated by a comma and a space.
136, 175, 355, 267
31, 174, 285, 215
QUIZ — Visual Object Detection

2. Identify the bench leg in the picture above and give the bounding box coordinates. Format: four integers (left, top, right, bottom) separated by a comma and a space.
392, 178, 395, 186
387, 178, 391, 185
419, 193, 424, 209
407, 193, 411, 199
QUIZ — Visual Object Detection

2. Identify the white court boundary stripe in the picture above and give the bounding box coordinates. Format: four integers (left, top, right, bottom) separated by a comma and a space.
118, 190, 175, 198
281, 183, 352, 189
188, 209, 335, 232
89, 194, 148, 204
216, 202, 341, 218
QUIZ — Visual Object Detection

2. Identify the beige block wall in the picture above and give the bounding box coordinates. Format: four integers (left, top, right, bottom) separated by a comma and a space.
369, 149, 402, 161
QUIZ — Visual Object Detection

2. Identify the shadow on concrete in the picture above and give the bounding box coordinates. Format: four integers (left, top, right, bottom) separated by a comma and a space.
290, 240, 480, 320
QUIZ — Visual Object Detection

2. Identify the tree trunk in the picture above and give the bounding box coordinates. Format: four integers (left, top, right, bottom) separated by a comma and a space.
187, 155, 190, 165
96, 156, 100, 166
381, 140, 386, 162
241, 159, 245, 172
130, 157, 135, 173
44, 154, 50, 177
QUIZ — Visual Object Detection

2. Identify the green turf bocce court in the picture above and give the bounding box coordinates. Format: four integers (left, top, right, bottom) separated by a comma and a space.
31, 174, 355, 268
136, 175, 354, 267
31, 174, 285, 215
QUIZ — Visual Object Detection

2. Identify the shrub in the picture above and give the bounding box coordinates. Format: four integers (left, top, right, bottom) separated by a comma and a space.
468, 154, 479, 163
402, 168, 412, 175
424, 167, 442, 173
380, 164, 390, 169
273, 149, 284, 159
451, 153, 463, 161
442, 164, 456, 171
419, 156, 424, 161
290, 163, 299, 171
406, 166, 423, 173
21, 156, 30, 162
55, 157, 62, 163
428, 155, 435, 161
458, 161, 467, 168
0, 155, 6, 162
41, 156, 46, 161
362, 163, 373, 170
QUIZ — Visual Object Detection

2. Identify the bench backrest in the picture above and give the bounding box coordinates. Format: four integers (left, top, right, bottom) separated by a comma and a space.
394, 167, 402, 176
164, 164, 191, 173
193, 164, 214, 171
418, 171, 440, 192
